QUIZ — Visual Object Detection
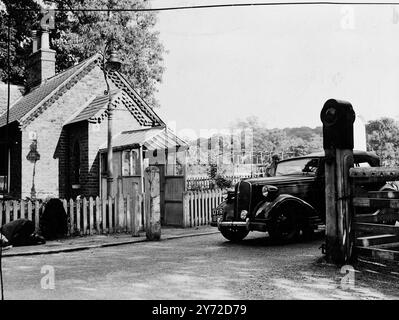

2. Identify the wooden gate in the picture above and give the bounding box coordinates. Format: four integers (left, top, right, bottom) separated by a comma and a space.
351, 168, 399, 264
320, 99, 399, 267
163, 175, 185, 226
157, 164, 186, 226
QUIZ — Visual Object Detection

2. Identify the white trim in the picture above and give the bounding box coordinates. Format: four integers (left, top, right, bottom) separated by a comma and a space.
90, 90, 123, 121
140, 145, 144, 193
113, 71, 165, 126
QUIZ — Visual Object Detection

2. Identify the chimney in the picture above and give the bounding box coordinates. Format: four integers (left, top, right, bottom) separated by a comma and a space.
26, 27, 56, 90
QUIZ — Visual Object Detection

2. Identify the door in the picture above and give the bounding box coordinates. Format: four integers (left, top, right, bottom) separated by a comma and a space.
163, 175, 185, 226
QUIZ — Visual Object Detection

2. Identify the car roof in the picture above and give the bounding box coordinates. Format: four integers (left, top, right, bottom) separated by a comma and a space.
278, 150, 380, 164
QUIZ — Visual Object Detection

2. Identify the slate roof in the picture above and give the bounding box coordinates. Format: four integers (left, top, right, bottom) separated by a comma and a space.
0, 52, 164, 129
100, 127, 188, 151
65, 90, 121, 125
0, 55, 98, 128
0, 82, 24, 116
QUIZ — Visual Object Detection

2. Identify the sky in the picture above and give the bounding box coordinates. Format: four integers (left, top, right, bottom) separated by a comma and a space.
151, 0, 399, 138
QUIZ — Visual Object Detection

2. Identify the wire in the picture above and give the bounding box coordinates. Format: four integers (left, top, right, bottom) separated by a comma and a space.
0, 13, 11, 302
8, 1, 399, 12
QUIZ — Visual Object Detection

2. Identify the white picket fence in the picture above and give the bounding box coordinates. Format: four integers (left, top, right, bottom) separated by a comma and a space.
0, 194, 144, 236
183, 189, 226, 227
186, 175, 251, 190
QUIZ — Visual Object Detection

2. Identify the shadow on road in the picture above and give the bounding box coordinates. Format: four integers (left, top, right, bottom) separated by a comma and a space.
220, 231, 325, 248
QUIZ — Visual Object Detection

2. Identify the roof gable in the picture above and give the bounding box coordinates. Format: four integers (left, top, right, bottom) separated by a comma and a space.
105, 71, 164, 127
65, 89, 157, 127
100, 127, 189, 152
0, 53, 164, 129
0, 54, 100, 128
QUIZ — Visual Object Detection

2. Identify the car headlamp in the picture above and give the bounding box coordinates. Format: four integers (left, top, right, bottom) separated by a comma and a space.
262, 185, 269, 197
240, 210, 248, 220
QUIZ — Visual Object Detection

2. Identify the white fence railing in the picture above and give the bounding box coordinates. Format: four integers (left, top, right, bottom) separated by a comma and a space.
0, 194, 144, 236
183, 189, 226, 227
186, 175, 252, 190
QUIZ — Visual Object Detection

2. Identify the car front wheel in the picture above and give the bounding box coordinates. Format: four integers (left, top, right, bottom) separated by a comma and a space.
219, 227, 249, 242
267, 205, 300, 242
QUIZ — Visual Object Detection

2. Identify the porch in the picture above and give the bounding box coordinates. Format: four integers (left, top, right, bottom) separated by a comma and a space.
99, 127, 189, 226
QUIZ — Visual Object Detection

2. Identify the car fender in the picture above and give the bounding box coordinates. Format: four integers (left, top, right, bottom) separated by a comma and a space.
254, 194, 317, 221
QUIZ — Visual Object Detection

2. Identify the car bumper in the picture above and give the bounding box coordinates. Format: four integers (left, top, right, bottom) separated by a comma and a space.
212, 218, 269, 232
217, 218, 250, 230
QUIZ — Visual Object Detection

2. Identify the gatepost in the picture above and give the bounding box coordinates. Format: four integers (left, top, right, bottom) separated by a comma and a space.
144, 166, 161, 240
320, 99, 355, 264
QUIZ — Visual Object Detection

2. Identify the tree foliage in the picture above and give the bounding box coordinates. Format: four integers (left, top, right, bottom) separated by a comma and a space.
0, 0, 165, 107
231, 116, 323, 161
0, 0, 40, 84
186, 115, 399, 177
366, 117, 399, 166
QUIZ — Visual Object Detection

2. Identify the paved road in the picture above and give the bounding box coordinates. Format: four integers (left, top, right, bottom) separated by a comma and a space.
2, 231, 399, 299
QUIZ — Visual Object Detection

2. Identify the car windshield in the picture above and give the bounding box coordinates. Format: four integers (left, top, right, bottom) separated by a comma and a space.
275, 158, 319, 176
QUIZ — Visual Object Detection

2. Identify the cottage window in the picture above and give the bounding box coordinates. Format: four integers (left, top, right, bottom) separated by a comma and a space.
0, 144, 9, 193
122, 149, 140, 176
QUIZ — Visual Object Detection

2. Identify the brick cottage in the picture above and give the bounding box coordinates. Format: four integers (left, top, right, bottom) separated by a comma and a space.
0, 28, 187, 200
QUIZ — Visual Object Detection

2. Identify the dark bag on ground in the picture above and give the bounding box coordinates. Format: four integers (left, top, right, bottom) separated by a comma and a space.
39, 198, 68, 240
0, 219, 45, 246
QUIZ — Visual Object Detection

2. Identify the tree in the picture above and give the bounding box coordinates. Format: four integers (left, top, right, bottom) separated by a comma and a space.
0, 0, 165, 107
366, 117, 399, 166
231, 116, 323, 161
0, 0, 40, 84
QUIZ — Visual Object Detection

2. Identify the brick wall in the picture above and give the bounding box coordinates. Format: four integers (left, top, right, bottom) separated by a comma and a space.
21, 66, 118, 199
20, 63, 151, 199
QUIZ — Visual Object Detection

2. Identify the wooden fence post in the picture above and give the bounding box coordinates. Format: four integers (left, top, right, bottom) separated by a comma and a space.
76, 198, 81, 234
144, 166, 161, 240
82, 197, 88, 235
5, 201, 10, 224
20, 199, 25, 219
34, 200, 40, 232
131, 182, 140, 237
95, 196, 101, 234
182, 192, 190, 228
27, 200, 32, 222
126, 194, 131, 233
321, 99, 355, 264
118, 193, 124, 232
102, 197, 107, 233
108, 196, 113, 233
69, 198, 74, 236
89, 197, 94, 235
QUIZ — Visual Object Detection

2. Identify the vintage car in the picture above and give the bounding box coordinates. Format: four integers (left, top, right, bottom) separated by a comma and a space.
211, 150, 393, 242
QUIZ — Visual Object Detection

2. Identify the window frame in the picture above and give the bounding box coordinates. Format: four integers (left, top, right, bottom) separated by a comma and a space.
121, 149, 141, 177
0, 146, 10, 194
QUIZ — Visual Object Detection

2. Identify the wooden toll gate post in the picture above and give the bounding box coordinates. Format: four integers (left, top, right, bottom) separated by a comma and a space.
144, 166, 161, 240
321, 99, 356, 264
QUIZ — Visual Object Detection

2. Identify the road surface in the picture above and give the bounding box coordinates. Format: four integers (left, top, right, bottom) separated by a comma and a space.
2, 231, 399, 299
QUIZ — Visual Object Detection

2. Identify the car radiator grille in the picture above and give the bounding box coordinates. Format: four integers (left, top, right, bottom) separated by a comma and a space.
236, 181, 251, 219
